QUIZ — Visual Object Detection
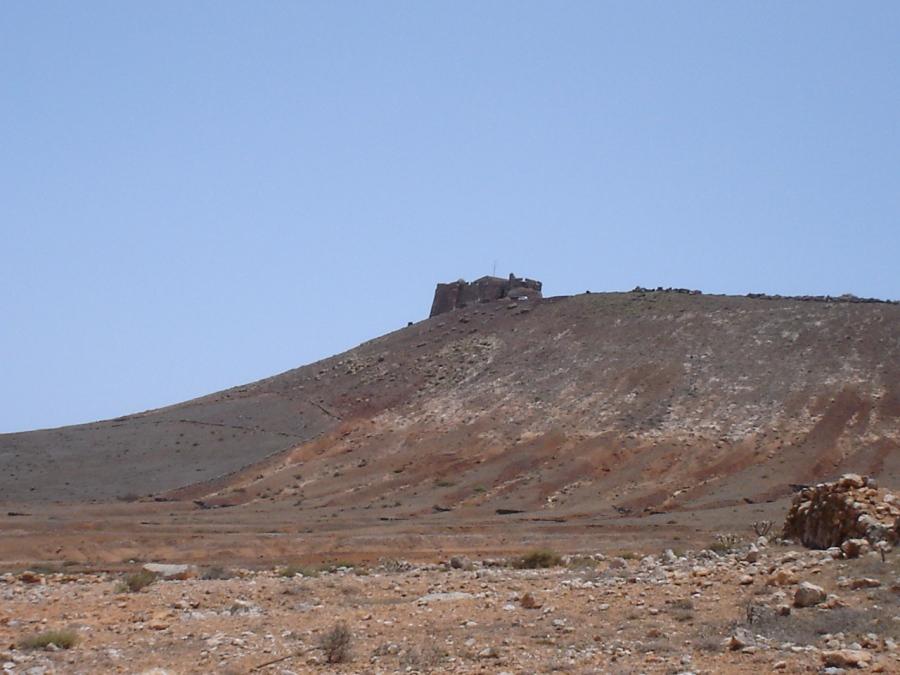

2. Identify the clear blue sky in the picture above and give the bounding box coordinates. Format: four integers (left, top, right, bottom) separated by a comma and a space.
2, 2, 898, 433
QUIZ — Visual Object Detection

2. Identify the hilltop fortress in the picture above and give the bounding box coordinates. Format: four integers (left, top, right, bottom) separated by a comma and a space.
429, 273, 542, 317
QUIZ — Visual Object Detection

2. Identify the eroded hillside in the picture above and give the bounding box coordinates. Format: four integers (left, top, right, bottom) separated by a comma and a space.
0, 290, 898, 564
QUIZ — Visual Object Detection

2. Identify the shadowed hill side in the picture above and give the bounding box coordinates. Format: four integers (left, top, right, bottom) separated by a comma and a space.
1, 291, 898, 516
0, 386, 338, 502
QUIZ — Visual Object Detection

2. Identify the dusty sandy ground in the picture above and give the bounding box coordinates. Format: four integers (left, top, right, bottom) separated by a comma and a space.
2, 539, 899, 675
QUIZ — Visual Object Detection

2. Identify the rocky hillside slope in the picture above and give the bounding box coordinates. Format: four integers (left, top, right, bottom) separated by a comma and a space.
1, 291, 898, 524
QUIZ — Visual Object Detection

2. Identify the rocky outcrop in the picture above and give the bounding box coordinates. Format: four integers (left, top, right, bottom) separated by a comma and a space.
430, 273, 542, 317
782, 474, 900, 550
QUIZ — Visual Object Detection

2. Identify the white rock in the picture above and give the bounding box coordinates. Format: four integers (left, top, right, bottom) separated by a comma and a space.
142, 563, 195, 579
418, 591, 474, 603
477, 646, 499, 659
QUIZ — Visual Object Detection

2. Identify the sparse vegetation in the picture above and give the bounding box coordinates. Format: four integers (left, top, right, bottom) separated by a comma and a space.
277, 564, 311, 578
635, 638, 673, 653
513, 549, 563, 569
377, 558, 411, 573
566, 555, 600, 570
710, 533, 742, 554
666, 598, 695, 622
116, 569, 157, 593
400, 642, 446, 672
19, 629, 78, 650
744, 605, 887, 646
200, 565, 234, 580
694, 635, 723, 653
319, 622, 352, 664
752, 520, 773, 537
670, 608, 695, 622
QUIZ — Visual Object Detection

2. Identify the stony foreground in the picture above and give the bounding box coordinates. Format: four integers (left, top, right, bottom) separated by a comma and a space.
2, 539, 899, 675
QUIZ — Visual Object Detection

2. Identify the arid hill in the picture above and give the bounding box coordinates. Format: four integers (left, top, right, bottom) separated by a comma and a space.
1, 290, 898, 565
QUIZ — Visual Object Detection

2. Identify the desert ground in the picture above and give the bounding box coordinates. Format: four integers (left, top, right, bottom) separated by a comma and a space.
2, 534, 900, 674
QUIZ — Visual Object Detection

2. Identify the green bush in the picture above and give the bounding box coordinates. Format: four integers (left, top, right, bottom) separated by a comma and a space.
19, 629, 78, 650
513, 549, 562, 569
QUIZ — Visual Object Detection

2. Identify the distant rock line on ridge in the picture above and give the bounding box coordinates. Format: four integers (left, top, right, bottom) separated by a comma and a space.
629, 286, 897, 305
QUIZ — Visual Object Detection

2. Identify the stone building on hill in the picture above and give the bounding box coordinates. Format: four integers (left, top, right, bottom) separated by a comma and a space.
429, 273, 542, 317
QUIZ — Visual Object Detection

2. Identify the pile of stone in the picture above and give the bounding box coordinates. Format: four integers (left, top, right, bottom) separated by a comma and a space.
783, 474, 900, 553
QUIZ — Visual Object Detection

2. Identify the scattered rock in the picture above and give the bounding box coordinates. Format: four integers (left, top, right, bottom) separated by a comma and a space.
822, 649, 872, 669
417, 592, 474, 603
842, 539, 869, 559
727, 628, 755, 651
794, 582, 827, 608
147, 612, 171, 631
767, 568, 798, 586
449, 556, 471, 570
744, 545, 759, 563
17, 571, 42, 584
477, 646, 500, 659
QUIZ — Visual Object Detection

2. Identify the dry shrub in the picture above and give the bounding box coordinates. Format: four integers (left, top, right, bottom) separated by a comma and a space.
635, 638, 672, 653
319, 622, 352, 664
377, 558, 412, 573
277, 564, 296, 578
116, 569, 157, 593
566, 555, 600, 569
200, 565, 234, 580
710, 533, 742, 554
400, 642, 446, 672
747, 606, 889, 645
514, 549, 562, 569
694, 635, 723, 653
671, 608, 695, 622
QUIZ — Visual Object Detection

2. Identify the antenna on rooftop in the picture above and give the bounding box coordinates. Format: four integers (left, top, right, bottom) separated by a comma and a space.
492, 259, 497, 277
